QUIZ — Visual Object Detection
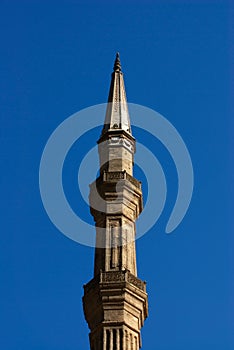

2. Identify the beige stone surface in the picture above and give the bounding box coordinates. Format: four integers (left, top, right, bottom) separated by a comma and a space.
83, 53, 148, 350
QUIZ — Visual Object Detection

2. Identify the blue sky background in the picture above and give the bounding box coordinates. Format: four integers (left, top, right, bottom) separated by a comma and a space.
0, 1, 233, 349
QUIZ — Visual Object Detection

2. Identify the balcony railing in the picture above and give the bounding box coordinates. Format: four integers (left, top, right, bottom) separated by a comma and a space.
84, 270, 146, 293
102, 171, 142, 190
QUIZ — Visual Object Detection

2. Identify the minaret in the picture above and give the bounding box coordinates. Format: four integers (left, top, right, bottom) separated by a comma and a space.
83, 53, 148, 350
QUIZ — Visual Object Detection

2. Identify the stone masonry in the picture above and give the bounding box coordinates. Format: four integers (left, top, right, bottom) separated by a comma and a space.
83, 53, 148, 350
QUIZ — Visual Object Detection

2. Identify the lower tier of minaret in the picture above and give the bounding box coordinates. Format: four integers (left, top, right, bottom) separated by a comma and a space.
83, 270, 148, 350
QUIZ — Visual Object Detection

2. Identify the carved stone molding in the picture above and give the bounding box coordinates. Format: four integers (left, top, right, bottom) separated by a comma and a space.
84, 270, 146, 293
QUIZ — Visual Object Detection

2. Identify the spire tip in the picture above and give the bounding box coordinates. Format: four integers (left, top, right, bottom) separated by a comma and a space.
113, 52, 121, 72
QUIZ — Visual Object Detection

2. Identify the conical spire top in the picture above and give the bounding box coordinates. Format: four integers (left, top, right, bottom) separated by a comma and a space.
113, 52, 121, 72
100, 53, 132, 138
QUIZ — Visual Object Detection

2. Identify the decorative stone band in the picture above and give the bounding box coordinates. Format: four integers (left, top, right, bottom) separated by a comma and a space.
106, 136, 135, 153
100, 171, 142, 190
84, 270, 146, 293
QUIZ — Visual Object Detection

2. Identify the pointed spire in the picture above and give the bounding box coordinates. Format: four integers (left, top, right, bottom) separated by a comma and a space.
113, 52, 121, 72
100, 53, 132, 138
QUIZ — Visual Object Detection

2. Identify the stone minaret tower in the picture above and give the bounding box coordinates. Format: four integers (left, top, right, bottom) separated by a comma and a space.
83, 53, 148, 350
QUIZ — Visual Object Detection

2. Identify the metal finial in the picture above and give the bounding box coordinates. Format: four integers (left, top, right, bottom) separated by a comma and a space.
113, 52, 121, 72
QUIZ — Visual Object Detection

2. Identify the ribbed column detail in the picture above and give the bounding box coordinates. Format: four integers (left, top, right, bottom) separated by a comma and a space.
103, 329, 106, 350
116, 329, 120, 350
110, 329, 113, 349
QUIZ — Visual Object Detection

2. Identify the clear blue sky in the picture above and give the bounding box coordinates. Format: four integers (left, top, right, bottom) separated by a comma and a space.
0, 1, 233, 349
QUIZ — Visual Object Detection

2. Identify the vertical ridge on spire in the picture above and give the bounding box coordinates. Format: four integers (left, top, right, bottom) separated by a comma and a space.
101, 53, 132, 137
113, 52, 121, 72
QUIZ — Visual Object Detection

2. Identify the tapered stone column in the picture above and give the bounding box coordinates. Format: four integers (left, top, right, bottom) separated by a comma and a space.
83, 53, 148, 350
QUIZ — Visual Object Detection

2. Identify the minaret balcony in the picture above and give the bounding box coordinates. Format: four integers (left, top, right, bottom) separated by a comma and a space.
83, 269, 148, 332
89, 171, 143, 223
